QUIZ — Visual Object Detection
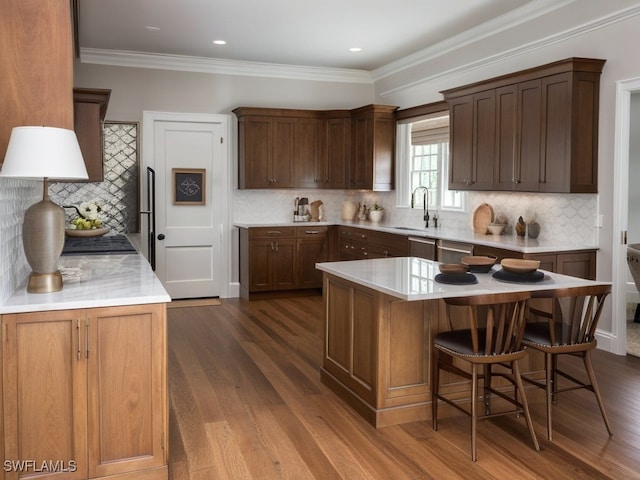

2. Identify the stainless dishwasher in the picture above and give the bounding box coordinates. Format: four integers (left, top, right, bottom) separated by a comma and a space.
437, 239, 473, 264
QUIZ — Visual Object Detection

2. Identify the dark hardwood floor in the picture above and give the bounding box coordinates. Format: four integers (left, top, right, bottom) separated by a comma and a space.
167, 295, 640, 480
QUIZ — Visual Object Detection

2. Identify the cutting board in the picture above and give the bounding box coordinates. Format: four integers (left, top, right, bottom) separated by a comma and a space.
472, 203, 494, 234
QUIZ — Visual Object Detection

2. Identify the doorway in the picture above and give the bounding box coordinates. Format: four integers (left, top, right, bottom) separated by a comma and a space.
613, 79, 640, 355
142, 112, 231, 299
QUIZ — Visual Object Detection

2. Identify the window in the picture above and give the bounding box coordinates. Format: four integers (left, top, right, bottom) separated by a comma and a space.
396, 112, 465, 212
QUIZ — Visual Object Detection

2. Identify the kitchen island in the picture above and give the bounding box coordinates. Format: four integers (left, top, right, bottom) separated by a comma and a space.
0, 253, 171, 480
315, 257, 609, 428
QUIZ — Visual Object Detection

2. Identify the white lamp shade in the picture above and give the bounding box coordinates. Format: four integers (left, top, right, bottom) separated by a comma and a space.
0, 126, 88, 180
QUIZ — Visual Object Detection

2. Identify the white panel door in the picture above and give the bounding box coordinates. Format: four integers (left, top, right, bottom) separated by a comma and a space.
153, 120, 224, 299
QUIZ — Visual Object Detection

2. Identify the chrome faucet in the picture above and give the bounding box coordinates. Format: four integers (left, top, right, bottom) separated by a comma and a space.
411, 186, 430, 228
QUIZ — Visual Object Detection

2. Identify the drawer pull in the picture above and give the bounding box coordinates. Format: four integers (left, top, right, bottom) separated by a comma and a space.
305, 230, 320, 234
266, 231, 281, 235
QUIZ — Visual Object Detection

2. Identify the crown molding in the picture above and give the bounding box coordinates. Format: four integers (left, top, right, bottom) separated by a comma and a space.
377, 2, 640, 97
79, 48, 373, 84
371, 0, 574, 82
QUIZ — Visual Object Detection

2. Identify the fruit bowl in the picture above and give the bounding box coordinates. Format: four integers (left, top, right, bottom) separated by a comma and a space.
438, 263, 469, 275
461, 255, 497, 273
500, 258, 540, 274
65, 227, 109, 237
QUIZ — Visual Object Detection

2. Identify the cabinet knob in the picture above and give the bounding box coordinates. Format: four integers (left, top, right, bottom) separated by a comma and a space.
157, 234, 165, 240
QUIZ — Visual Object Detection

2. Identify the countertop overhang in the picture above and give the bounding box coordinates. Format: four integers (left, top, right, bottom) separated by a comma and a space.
316, 257, 610, 302
234, 221, 597, 254
0, 253, 171, 314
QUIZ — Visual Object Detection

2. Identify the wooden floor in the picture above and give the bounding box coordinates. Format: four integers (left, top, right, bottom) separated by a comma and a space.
167, 295, 640, 480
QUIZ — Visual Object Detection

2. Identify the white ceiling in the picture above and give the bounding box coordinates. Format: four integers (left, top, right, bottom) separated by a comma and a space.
78, 0, 548, 73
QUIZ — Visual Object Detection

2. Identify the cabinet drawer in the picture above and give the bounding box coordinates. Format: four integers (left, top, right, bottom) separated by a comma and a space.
297, 226, 328, 237
249, 227, 296, 238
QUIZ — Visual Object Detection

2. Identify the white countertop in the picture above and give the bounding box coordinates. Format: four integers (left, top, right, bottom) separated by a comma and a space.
234, 221, 597, 254
316, 257, 609, 301
0, 253, 171, 314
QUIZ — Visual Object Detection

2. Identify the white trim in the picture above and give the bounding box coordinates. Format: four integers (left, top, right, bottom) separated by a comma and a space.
376, 2, 640, 97
612, 78, 640, 354
141, 111, 237, 298
80, 48, 372, 84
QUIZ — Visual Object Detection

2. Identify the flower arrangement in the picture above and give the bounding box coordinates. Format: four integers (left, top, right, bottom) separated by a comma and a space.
65, 202, 104, 230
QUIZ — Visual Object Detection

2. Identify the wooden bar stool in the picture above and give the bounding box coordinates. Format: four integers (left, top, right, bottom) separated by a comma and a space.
432, 291, 540, 461
522, 284, 613, 441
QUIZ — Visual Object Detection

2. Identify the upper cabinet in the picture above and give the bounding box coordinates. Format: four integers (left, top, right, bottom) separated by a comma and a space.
233, 105, 396, 191
1, 0, 74, 159
442, 58, 605, 193
349, 105, 397, 191
74, 88, 111, 182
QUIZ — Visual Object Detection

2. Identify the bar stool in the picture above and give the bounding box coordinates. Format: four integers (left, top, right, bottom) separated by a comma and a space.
521, 284, 613, 441
432, 291, 540, 461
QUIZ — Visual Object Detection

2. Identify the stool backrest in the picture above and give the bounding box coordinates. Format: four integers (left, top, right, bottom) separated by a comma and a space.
444, 291, 531, 355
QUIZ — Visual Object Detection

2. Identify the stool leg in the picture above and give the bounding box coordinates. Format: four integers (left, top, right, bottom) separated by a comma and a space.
513, 360, 540, 452
471, 364, 478, 462
545, 352, 553, 441
583, 350, 613, 436
432, 347, 440, 431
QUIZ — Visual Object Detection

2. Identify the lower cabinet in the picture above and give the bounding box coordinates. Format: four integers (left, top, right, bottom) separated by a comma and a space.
1, 303, 167, 480
239, 226, 328, 298
473, 244, 596, 279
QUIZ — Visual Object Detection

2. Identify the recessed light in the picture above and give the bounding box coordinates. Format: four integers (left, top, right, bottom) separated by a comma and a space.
349, 47, 362, 52
213, 40, 227, 45
145, 26, 160, 32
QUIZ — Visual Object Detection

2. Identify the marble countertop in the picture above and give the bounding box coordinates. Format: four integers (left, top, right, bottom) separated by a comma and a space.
316, 257, 609, 301
0, 253, 171, 314
234, 221, 596, 254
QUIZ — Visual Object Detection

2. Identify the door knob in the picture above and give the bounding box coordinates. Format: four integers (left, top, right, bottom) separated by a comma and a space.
157, 234, 165, 240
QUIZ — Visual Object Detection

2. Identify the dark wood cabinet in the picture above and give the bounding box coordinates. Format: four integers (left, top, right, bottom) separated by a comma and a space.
324, 114, 350, 189
234, 105, 395, 191
239, 226, 328, 298
472, 244, 596, 280
236, 113, 296, 188
297, 227, 329, 288
349, 105, 397, 191
73, 88, 111, 182
338, 227, 408, 261
448, 91, 495, 190
443, 57, 605, 193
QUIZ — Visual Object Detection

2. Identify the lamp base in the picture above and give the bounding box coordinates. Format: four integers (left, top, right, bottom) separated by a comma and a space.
27, 271, 63, 293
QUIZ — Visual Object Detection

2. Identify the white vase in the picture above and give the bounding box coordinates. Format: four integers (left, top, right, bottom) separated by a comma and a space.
369, 209, 384, 223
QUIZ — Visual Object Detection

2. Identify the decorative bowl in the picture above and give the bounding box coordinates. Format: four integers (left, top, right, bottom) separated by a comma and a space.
438, 263, 469, 275
65, 227, 109, 237
461, 255, 497, 273
500, 258, 540, 274
487, 223, 506, 235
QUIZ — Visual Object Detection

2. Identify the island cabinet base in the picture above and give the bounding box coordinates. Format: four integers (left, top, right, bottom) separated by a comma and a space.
321, 273, 543, 428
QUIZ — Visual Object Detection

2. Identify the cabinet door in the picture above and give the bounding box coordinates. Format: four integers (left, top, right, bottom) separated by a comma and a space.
349, 113, 374, 189
516, 79, 542, 191
2, 311, 88, 480
296, 117, 322, 188
325, 117, 349, 189
73, 89, 111, 182
272, 238, 297, 290
297, 233, 328, 288
271, 118, 296, 187
248, 239, 275, 291
540, 72, 572, 192
239, 117, 272, 188
87, 304, 167, 478
494, 85, 518, 191
556, 251, 596, 280
448, 92, 494, 190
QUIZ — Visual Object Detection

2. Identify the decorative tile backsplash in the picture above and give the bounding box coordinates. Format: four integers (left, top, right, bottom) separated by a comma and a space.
49, 122, 139, 234
233, 189, 599, 245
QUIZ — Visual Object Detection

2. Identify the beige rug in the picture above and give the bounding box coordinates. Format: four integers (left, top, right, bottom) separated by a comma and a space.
627, 322, 640, 358
167, 298, 221, 309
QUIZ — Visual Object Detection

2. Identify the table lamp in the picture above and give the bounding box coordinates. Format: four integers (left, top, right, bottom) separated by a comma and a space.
0, 126, 89, 293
